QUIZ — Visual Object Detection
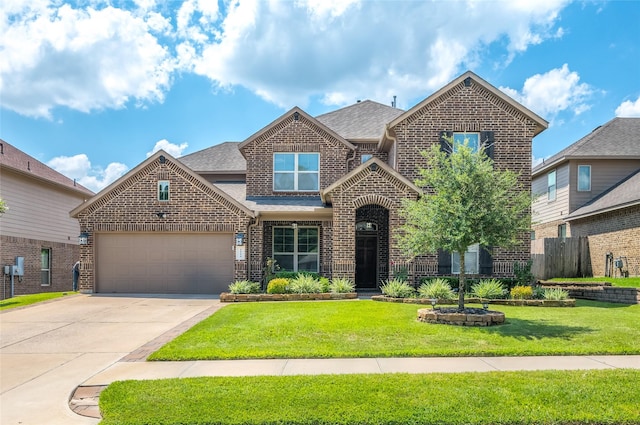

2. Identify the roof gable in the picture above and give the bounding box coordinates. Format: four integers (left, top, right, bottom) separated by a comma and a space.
315, 100, 405, 141
238, 107, 356, 153
70, 150, 254, 218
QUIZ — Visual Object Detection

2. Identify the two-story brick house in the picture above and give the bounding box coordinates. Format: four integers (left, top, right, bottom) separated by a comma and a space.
71, 71, 548, 294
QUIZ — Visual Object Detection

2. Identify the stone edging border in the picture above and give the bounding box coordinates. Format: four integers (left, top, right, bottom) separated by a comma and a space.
220, 292, 358, 302
372, 295, 575, 307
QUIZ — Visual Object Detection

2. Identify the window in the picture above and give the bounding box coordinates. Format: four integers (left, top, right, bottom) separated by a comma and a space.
547, 170, 556, 201
558, 223, 567, 239
274, 153, 319, 191
41, 248, 51, 286
578, 165, 591, 191
273, 226, 319, 272
453, 132, 480, 153
452, 244, 479, 274
158, 180, 170, 201
361, 154, 373, 163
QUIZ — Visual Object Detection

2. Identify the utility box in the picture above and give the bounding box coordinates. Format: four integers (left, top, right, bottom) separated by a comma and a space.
14, 257, 24, 276
614, 259, 624, 269
3, 265, 12, 275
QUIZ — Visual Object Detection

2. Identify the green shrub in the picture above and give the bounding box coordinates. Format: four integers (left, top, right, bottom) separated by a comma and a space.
228, 280, 261, 294
318, 277, 330, 293
275, 271, 321, 280
471, 279, 505, 300
532, 285, 546, 299
329, 278, 355, 294
544, 287, 570, 300
417, 278, 455, 300
514, 260, 535, 286
266, 278, 290, 294
289, 274, 323, 294
510, 285, 533, 300
381, 279, 415, 298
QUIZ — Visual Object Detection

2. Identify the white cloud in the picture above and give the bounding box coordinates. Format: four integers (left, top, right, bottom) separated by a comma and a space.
47, 154, 128, 192
146, 139, 189, 157
615, 96, 640, 117
499, 64, 593, 119
0, 1, 175, 118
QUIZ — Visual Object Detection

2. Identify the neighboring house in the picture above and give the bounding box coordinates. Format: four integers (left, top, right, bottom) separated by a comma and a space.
71, 71, 548, 295
531, 118, 640, 276
0, 140, 94, 299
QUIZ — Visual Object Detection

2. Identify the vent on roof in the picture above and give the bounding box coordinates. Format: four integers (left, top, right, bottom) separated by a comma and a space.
391, 95, 397, 108
591, 125, 602, 133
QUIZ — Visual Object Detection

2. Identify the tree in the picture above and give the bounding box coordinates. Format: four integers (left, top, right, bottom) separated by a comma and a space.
0, 198, 7, 214
397, 136, 532, 310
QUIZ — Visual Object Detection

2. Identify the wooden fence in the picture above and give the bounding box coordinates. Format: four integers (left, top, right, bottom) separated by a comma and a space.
531, 237, 591, 280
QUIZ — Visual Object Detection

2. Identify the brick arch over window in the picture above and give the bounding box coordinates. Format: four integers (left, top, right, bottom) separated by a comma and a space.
352, 194, 395, 210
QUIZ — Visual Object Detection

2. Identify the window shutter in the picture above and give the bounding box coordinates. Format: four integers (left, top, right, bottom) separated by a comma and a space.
480, 131, 494, 159
479, 246, 493, 275
439, 131, 453, 154
438, 248, 452, 275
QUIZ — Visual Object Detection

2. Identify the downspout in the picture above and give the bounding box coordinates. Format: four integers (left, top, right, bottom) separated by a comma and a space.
346, 147, 357, 171
383, 124, 398, 169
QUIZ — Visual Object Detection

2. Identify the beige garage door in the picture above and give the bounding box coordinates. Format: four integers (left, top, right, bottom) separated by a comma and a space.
96, 233, 234, 294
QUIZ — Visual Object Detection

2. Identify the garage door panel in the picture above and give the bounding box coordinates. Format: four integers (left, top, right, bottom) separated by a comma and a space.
97, 233, 234, 294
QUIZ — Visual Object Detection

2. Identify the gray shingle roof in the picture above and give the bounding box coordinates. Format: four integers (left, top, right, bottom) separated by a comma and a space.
315, 100, 405, 140
214, 182, 326, 212
178, 142, 245, 173
567, 168, 640, 220
533, 117, 640, 176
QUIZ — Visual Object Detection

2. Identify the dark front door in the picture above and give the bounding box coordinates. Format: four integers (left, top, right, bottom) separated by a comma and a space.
356, 235, 377, 289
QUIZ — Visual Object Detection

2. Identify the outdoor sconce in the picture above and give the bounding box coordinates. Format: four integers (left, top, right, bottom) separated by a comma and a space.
156, 212, 167, 219
78, 232, 89, 245
430, 298, 437, 310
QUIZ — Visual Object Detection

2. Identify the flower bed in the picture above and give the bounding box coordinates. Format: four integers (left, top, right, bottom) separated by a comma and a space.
220, 292, 358, 302
372, 295, 575, 307
417, 307, 505, 326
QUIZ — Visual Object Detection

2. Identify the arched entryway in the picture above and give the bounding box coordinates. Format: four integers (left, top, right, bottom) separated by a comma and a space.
355, 205, 389, 289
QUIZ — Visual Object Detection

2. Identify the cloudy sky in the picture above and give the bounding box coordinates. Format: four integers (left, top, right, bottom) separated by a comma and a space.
1, 0, 639, 193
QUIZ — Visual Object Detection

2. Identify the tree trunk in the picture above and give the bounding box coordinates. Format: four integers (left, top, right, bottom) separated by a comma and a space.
458, 251, 466, 311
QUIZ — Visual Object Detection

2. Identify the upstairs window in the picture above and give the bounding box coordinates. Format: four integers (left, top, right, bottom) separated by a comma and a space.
547, 170, 557, 201
158, 180, 170, 201
578, 165, 591, 191
453, 132, 480, 153
361, 154, 373, 163
274, 153, 319, 191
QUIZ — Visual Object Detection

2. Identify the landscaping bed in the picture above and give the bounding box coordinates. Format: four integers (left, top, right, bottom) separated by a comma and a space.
372, 295, 575, 307
221, 292, 357, 302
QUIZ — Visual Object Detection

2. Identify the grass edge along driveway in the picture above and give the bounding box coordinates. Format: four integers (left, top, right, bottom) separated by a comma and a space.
150, 299, 640, 360
99, 369, 640, 425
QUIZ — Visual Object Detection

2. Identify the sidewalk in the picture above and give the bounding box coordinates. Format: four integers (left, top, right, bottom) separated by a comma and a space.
71, 354, 640, 419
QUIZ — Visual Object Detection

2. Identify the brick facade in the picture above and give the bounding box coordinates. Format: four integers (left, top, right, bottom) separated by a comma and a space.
569, 204, 640, 277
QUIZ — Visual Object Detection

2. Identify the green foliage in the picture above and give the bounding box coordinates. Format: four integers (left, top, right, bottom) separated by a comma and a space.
227, 280, 261, 294
380, 279, 415, 298
329, 278, 355, 294
318, 277, 330, 293
264, 257, 280, 286
532, 285, 546, 299
514, 260, 536, 286
544, 287, 570, 300
471, 279, 505, 300
274, 271, 321, 280
510, 285, 533, 300
398, 139, 532, 310
392, 265, 409, 281
0, 198, 7, 214
266, 278, 289, 294
417, 278, 455, 300
288, 274, 323, 294
0, 292, 74, 310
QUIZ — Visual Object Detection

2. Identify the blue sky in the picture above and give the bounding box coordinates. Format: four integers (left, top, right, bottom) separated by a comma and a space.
1, 0, 639, 193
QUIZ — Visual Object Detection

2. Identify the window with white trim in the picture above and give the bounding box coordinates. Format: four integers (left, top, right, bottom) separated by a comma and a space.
41, 248, 51, 286
158, 180, 170, 201
273, 153, 319, 191
547, 170, 557, 201
453, 132, 480, 153
273, 226, 319, 272
578, 165, 591, 191
452, 244, 479, 274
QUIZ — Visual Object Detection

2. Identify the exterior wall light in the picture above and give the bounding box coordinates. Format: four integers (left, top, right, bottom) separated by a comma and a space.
78, 232, 89, 245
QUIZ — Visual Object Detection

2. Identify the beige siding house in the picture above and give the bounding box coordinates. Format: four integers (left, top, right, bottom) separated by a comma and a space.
72, 71, 548, 295
0, 140, 94, 299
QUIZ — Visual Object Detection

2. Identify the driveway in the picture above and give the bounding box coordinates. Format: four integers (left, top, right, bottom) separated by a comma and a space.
0, 294, 220, 425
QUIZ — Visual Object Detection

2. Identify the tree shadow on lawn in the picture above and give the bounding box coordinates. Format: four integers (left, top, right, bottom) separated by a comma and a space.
483, 317, 593, 341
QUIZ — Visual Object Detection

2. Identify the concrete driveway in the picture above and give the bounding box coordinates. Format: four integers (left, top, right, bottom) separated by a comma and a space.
0, 294, 220, 425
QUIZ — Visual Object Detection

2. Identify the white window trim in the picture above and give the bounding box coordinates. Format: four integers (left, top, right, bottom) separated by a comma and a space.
577, 165, 591, 192
272, 226, 320, 273
452, 243, 480, 275
273, 153, 320, 192
158, 180, 170, 201
547, 170, 557, 201
41, 248, 51, 286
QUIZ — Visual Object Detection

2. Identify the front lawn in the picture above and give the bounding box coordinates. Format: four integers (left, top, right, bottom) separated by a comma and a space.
549, 276, 640, 288
0, 291, 76, 310
99, 369, 640, 425
150, 300, 640, 360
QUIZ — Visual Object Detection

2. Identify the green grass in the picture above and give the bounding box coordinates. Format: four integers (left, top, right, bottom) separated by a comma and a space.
548, 276, 640, 288
0, 291, 76, 310
99, 369, 640, 425
150, 300, 640, 360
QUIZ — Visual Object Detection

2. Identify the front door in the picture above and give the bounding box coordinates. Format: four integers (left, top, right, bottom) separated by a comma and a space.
356, 235, 377, 289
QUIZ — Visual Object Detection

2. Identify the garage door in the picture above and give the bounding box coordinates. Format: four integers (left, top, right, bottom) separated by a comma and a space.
96, 233, 234, 294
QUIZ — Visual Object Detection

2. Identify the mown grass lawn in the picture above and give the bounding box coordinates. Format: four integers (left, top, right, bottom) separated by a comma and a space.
549, 276, 640, 288
149, 299, 640, 360
99, 369, 640, 425
0, 291, 76, 310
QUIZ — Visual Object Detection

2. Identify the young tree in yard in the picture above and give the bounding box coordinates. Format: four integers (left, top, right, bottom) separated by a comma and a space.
398, 136, 531, 311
